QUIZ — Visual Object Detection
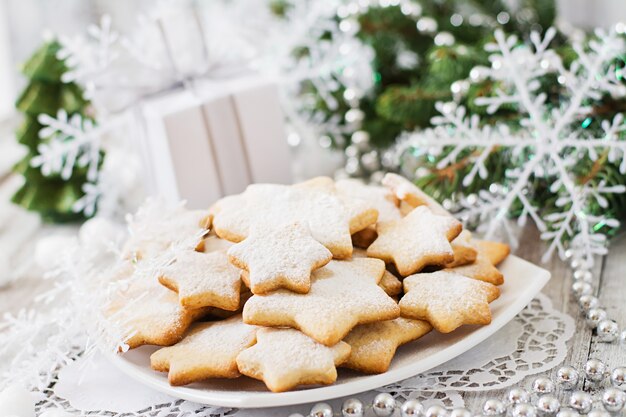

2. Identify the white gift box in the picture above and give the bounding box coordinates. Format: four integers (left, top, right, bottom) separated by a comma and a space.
138, 76, 293, 208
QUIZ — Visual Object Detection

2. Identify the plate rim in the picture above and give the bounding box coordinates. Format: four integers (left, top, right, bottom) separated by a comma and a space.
106, 254, 551, 408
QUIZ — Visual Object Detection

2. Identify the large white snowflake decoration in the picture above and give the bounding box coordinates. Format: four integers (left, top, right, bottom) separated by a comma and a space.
393, 28, 626, 265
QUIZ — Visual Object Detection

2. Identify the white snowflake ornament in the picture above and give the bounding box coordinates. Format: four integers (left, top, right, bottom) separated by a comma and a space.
393, 28, 626, 265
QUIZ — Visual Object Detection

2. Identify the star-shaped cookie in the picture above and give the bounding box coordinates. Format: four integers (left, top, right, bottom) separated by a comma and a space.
211, 178, 378, 259
382, 173, 450, 216
123, 208, 210, 261
150, 315, 257, 386
228, 222, 333, 294
400, 270, 500, 333
445, 231, 478, 268
243, 258, 400, 346
342, 317, 432, 374
446, 239, 510, 285
353, 248, 402, 296
367, 205, 462, 276
106, 266, 208, 349
236, 328, 351, 392
202, 234, 234, 253
336, 179, 402, 248
476, 239, 510, 265
158, 250, 241, 310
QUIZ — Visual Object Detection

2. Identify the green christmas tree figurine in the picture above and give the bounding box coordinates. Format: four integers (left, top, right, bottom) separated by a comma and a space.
11, 39, 92, 223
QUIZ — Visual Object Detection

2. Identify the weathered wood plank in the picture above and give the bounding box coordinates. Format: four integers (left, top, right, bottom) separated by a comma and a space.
587, 231, 626, 375
461, 224, 598, 410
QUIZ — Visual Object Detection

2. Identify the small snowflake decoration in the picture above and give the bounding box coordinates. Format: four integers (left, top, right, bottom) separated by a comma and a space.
58, 14, 119, 97
32, 110, 101, 182
393, 28, 626, 265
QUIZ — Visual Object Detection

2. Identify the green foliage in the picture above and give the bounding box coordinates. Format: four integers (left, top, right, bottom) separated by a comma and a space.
11, 39, 92, 223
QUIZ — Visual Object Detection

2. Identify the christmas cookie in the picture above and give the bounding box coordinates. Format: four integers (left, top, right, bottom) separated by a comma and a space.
400, 270, 500, 333
150, 315, 257, 386
243, 258, 400, 346
236, 328, 351, 392
106, 267, 208, 349
158, 250, 241, 310
476, 239, 510, 265
227, 222, 332, 294
353, 248, 402, 296
342, 317, 432, 374
123, 207, 210, 261
211, 179, 377, 259
202, 234, 234, 253
382, 173, 450, 216
380, 270, 403, 297
367, 206, 462, 276
445, 231, 479, 268
447, 240, 509, 285
336, 179, 402, 249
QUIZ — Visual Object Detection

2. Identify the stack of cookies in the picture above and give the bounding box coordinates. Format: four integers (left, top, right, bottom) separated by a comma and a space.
108, 173, 509, 392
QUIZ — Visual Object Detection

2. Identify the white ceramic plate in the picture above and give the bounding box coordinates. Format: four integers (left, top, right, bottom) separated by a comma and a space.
108, 254, 550, 408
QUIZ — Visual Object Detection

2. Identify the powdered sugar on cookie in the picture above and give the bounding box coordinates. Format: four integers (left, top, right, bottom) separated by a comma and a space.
400, 270, 500, 333
228, 222, 332, 294
236, 327, 350, 392
367, 205, 462, 276
243, 258, 400, 346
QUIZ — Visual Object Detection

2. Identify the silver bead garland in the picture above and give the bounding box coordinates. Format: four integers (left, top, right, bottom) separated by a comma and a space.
293, 360, 626, 417
568, 251, 624, 344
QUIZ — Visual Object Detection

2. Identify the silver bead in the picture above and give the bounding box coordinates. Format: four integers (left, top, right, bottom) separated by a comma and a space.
345, 145, 359, 158
508, 387, 532, 404
570, 258, 583, 269
434, 32, 455, 47
573, 269, 593, 282
532, 377, 556, 395
449, 408, 472, 417
310, 403, 333, 417
601, 387, 626, 413
556, 410, 579, 417
342, 398, 364, 417
450, 80, 470, 97
564, 249, 574, 259
571, 281, 593, 297
568, 391, 593, 414
483, 399, 506, 417
597, 320, 619, 343
610, 366, 626, 389
577, 295, 599, 312
556, 366, 579, 390
621, 329, 626, 346
373, 393, 396, 417
289, 414, 305, 417
369, 170, 385, 184
512, 403, 537, 417
586, 308, 608, 329
536, 395, 560, 416
416, 17, 438, 33
345, 108, 365, 123
587, 410, 611, 417
584, 358, 608, 383
351, 131, 370, 150
401, 400, 425, 417
425, 405, 448, 417
360, 150, 380, 171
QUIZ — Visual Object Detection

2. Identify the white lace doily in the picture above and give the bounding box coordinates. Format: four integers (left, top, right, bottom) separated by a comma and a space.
42, 293, 574, 417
